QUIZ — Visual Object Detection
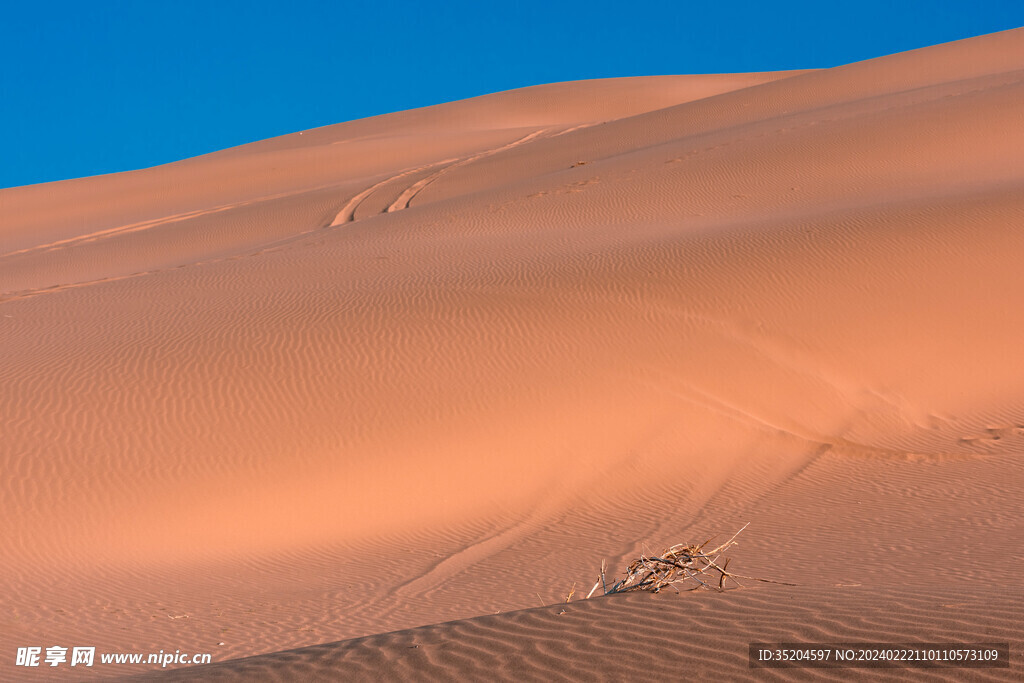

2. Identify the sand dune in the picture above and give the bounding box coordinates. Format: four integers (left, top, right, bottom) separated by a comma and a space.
2, 27, 1023, 680
134, 587, 1024, 681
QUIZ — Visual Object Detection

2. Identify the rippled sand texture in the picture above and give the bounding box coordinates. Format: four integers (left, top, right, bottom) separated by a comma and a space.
3, 27, 1024, 681
138, 587, 1024, 682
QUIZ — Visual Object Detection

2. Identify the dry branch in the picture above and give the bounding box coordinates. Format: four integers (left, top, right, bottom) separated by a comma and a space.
579, 523, 794, 599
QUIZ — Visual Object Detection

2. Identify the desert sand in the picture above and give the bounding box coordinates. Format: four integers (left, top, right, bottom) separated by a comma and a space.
1, 27, 1023, 681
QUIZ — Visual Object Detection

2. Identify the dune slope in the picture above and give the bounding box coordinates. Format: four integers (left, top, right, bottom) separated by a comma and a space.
2, 28, 1023, 680
134, 587, 1024, 682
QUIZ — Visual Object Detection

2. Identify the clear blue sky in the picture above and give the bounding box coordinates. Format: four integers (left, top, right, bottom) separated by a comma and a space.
2, 1, 1022, 189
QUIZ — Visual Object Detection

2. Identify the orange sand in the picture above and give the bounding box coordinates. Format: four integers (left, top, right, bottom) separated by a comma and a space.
1, 27, 1023, 680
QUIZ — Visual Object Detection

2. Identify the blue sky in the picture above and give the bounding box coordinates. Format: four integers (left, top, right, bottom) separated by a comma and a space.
2, 1, 1022, 189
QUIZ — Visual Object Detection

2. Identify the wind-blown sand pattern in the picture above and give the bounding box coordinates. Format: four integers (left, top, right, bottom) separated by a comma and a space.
2, 28, 1023, 681
134, 587, 1024, 682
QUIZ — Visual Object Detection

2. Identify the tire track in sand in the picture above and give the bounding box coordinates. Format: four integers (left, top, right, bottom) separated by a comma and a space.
327, 161, 456, 226
0, 182, 349, 261
330, 127, 556, 226
2, 127, 562, 303
383, 128, 554, 213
